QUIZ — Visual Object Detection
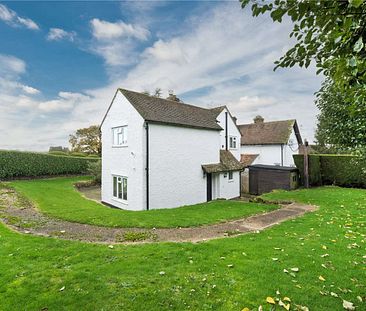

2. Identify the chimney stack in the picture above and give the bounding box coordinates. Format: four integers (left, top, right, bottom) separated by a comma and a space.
253, 115, 264, 124
232, 116, 237, 124
167, 90, 181, 102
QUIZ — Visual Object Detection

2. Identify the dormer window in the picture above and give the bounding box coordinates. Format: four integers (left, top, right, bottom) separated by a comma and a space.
229, 136, 237, 149
112, 126, 127, 146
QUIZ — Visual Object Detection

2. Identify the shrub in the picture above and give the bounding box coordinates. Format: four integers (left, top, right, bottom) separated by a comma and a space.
294, 154, 322, 186
49, 151, 70, 156
87, 160, 101, 184
293, 154, 366, 188
0, 150, 98, 179
69, 152, 88, 157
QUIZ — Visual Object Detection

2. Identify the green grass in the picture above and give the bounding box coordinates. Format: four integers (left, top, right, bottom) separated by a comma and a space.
8, 177, 277, 228
0, 186, 365, 310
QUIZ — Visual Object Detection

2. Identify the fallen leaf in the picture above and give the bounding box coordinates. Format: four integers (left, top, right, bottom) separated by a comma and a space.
272, 258, 279, 261
342, 300, 355, 310
241, 308, 250, 311
283, 297, 291, 302
108, 245, 114, 249
357, 296, 362, 302
266, 297, 275, 304
319, 275, 326, 281
227, 264, 234, 268
330, 292, 338, 298
291, 267, 299, 272
59, 286, 65, 291
159, 271, 165, 276
279, 300, 290, 310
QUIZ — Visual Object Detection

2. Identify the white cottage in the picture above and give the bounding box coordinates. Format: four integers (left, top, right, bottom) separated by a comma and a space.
238, 116, 303, 167
100, 88, 243, 211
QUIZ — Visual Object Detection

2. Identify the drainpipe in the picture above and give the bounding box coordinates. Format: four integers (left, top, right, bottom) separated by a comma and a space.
281, 144, 284, 166
145, 122, 149, 211
225, 112, 228, 150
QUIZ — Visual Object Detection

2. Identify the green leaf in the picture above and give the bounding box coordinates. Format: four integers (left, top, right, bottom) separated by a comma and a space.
349, 0, 364, 8
353, 37, 364, 53
347, 57, 357, 67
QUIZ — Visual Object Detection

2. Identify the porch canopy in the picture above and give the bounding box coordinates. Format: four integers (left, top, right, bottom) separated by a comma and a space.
202, 150, 244, 174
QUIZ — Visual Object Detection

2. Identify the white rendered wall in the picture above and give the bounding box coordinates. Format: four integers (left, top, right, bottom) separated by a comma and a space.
240, 128, 299, 167
240, 144, 283, 166
101, 90, 146, 211
283, 130, 299, 166
148, 123, 220, 209
216, 108, 241, 160
218, 171, 240, 199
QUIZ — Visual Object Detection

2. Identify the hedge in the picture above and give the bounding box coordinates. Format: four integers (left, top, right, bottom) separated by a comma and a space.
294, 154, 366, 188
0, 150, 99, 179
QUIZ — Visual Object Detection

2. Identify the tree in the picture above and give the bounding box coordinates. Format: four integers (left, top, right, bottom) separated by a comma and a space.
241, 0, 366, 149
69, 125, 101, 155
142, 88, 162, 97
315, 80, 366, 151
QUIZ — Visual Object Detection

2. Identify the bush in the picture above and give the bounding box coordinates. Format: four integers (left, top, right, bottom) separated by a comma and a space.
49, 151, 69, 156
86, 154, 101, 158
69, 152, 88, 157
87, 160, 101, 184
293, 154, 366, 188
294, 154, 322, 186
0, 150, 98, 179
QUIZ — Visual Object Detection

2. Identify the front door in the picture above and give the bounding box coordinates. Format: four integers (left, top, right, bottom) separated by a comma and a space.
207, 173, 212, 201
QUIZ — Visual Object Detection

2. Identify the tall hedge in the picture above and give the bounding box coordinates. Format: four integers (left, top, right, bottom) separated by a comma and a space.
0, 150, 99, 179
294, 154, 366, 188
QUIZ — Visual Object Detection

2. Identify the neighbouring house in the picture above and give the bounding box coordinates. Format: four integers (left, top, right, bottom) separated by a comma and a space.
100, 88, 243, 211
238, 116, 303, 167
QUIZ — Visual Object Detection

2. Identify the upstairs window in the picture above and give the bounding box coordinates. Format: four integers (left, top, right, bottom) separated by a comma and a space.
229, 136, 237, 149
112, 126, 127, 146
113, 175, 128, 201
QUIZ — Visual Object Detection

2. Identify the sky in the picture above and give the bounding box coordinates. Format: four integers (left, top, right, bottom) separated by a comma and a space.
0, 1, 323, 151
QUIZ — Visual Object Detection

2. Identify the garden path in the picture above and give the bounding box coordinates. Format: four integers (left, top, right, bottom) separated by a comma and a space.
0, 188, 317, 244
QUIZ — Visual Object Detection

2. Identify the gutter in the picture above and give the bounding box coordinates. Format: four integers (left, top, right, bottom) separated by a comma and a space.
145, 122, 150, 211
225, 111, 228, 150
281, 144, 284, 166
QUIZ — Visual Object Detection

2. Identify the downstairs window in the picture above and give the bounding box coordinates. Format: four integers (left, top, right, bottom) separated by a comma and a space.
112, 175, 128, 201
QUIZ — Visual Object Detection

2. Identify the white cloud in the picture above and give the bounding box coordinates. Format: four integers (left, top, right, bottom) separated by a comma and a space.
47, 28, 76, 41
21, 85, 40, 95
90, 18, 149, 41
89, 18, 149, 67
0, 54, 26, 76
38, 91, 90, 112
0, 4, 39, 30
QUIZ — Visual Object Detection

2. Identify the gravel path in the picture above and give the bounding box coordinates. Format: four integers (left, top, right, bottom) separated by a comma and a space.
0, 188, 317, 244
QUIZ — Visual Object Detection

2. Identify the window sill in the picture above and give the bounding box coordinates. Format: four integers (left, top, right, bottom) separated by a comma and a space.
112, 145, 128, 148
112, 197, 128, 205
228, 180, 234, 183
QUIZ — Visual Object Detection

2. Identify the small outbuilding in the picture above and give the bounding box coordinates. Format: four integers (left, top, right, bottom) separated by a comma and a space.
248, 164, 299, 195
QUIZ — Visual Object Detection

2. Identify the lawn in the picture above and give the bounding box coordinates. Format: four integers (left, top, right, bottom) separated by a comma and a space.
8, 177, 278, 228
0, 186, 365, 310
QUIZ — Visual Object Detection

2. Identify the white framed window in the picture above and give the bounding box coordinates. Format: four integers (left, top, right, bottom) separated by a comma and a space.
228, 171, 233, 181
229, 136, 237, 149
112, 175, 128, 201
112, 126, 127, 146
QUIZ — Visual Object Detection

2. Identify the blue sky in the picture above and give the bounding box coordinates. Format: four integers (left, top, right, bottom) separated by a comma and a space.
0, 1, 323, 151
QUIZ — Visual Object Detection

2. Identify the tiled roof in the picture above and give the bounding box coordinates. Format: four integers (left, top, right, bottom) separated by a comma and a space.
202, 150, 244, 173
240, 154, 259, 167
119, 89, 222, 130
238, 120, 302, 145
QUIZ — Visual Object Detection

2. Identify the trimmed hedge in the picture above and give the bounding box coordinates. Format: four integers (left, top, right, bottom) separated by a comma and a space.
294, 154, 366, 188
0, 150, 99, 179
